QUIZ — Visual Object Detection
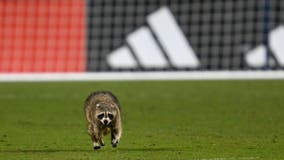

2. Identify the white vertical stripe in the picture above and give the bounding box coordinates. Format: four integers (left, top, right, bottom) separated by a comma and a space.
245, 45, 266, 68
270, 26, 284, 66
126, 27, 168, 68
147, 7, 200, 68
107, 46, 138, 68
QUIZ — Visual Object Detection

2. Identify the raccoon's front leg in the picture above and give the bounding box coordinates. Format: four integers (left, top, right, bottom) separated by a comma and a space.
111, 115, 122, 148
88, 123, 101, 150
111, 127, 122, 148
98, 132, 105, 146
98, 138, 105, 146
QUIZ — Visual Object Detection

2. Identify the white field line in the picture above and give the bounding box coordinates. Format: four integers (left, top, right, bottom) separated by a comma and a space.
0, 71, 284, 82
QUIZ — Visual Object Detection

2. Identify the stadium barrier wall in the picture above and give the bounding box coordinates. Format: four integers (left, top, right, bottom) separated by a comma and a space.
1, 0, 284, 81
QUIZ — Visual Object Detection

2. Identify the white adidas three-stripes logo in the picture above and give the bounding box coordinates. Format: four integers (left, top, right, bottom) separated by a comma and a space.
107, 7, 200, 69
107, 6, 284, 69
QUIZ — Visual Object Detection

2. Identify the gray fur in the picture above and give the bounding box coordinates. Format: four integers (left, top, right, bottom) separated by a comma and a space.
84, 91, 122, 150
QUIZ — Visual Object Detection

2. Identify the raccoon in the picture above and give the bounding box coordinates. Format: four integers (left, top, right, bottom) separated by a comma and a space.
84, 91, 122, 150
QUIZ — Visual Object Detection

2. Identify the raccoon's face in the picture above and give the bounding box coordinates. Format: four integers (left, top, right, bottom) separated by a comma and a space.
95, 103, 116, 126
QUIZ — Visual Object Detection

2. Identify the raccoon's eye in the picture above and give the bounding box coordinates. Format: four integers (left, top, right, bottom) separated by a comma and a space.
97, 114, 104, 120
108, 113, 114, 120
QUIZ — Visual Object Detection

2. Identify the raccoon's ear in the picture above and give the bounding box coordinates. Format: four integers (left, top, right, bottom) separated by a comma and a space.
96, 103, 100, 108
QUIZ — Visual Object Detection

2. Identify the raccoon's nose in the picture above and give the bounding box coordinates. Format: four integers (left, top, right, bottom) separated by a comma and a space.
103, 120, 108, 125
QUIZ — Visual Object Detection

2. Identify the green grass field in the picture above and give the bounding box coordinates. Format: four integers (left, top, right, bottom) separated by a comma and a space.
0, 81, 283, 160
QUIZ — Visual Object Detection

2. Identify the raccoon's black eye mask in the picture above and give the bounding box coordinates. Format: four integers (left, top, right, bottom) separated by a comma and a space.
108, 113, 114, 120
97, 114, 104, 120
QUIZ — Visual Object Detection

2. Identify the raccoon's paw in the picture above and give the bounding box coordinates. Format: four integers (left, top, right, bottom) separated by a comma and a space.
93, 142, 101, 150
111, 139, 119, 148
93, 146, 101, 150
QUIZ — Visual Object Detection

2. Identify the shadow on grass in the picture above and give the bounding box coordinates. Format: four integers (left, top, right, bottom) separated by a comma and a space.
0, 149, 92, 153
1, 147, 186, 153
